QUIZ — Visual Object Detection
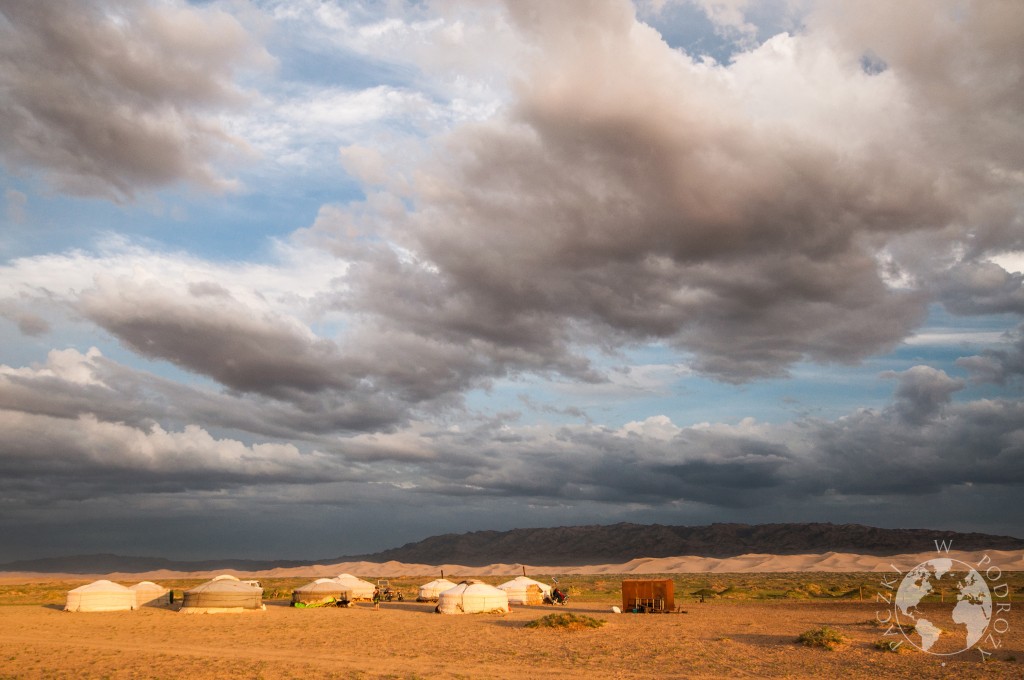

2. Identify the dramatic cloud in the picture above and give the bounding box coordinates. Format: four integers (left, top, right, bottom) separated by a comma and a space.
936, 262, 1024, 316
3, 353, 1021, 519
957, 324, 1024, 385
79, 274, 357, 396
0, 0, 270, 200
331, 368, 1024, 510
0, 0, 1022, 559
883, 365, 964, 425
306, 0, 1022, 384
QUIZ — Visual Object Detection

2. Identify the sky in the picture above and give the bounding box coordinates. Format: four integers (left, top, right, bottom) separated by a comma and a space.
0, 0, 1022, 562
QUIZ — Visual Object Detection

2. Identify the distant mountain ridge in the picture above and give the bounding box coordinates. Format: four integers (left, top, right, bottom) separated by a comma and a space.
359, 522, 1024, 567
3, 522, 1022, 573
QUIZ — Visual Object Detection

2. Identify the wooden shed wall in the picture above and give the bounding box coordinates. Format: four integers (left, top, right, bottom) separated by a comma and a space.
621, 579, 674, 612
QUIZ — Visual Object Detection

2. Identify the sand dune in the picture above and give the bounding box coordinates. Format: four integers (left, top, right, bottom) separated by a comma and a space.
2, 549, 1020, 582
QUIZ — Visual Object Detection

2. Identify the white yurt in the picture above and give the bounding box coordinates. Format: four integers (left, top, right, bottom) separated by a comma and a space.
497, 576, 552, 605
436, 580, 509, 614
292, 578, 351, 606
334, 573, 375, 600
64, 580, 136, 612
180, 574, 264, 613
417, 578, 458, 602
130, 581, 170, 607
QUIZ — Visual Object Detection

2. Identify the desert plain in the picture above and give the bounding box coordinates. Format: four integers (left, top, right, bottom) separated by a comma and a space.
1, 549, 1022, 679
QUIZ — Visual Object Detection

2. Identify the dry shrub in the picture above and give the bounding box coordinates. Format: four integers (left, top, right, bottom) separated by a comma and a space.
526, 613, 606, 630
797, 626, 847, 650
691, 588, 719, 599
867, 619, 915, 634
873, 638, 911, 653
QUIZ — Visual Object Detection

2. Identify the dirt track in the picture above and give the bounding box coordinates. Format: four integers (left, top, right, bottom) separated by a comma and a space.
1, 598, 1021, 679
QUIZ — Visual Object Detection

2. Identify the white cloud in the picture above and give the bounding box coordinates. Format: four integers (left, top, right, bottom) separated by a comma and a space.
618, 414, 682, 441
0, 236, 348, 328
990, 252, 1024, 274
903, 330, 1009, 347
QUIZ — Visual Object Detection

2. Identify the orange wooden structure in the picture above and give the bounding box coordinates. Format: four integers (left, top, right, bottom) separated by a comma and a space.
621, 579, 674, 613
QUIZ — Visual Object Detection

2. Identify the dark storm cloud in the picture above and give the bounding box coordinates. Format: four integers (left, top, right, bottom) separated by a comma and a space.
76, 275, 477, 423
5, 348, 1016, 515
936, 262, 1024, 316
807, 397, 1024, 497
79, 276, 360, 397
386, 366, 1024, 508
957, 325, 1024, 385
883, 365, 964, 425
0, 408, 359, 504
2, 348, 1022, 554
0, 347, 405, 438
0, 0, 268, 200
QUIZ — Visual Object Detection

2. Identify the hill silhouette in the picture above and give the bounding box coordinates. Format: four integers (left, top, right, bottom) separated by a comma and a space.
2, 522, 1021, 573
356, 522, 1024, 566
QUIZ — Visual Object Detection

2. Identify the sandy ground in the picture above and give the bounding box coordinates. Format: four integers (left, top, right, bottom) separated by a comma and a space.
0, 598, 1021, 679
2, 551, 1021, 678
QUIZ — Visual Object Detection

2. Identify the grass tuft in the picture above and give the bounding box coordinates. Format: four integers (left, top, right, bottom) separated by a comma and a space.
872, 638, 910, 653
797, 626, 847, 650
526, 613, 606, 630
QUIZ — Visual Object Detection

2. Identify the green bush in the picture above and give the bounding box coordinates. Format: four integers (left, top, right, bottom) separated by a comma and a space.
797, 626, 847, 650
873, 638, 909, 653
526, 613, 606, 630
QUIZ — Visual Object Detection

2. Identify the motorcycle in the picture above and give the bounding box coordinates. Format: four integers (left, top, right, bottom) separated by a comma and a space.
547, 586, 568, 605
377, 579, 404, 602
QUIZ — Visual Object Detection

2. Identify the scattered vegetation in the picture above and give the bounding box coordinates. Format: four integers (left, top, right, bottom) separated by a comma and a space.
717, 586, 751, 599
863, 619, 915, 634
3, 571, 1023, 607
525, 613, 606, 630
797, 626, 847, 650
872, 638, 910, 653
691, 588, 719, 599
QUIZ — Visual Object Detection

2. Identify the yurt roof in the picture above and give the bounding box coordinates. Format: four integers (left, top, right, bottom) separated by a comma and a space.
335, 574, 373, 585
444, 577, 507, 593
130, 581, 166, 591
295, 579, 349, 593
182, 577, 262, 611
189, 578, 260, 594
420, 578, 457, 588
211, 574, 240, 582
450, 580, 504, 594
69, 579, 131, 593
498, 576, 551, 591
